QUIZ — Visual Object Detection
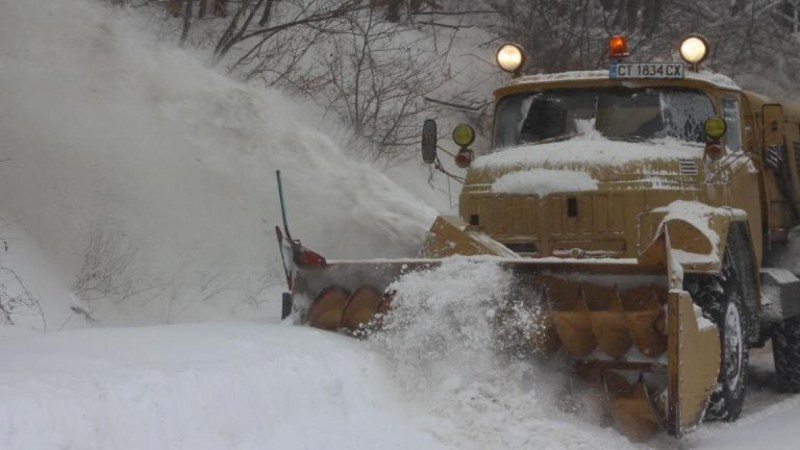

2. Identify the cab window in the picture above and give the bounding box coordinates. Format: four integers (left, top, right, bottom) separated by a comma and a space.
722, 98, 742, 152
492, 87, 715, 150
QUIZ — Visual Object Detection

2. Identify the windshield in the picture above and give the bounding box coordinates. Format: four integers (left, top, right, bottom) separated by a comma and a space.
493, 87, 715, 149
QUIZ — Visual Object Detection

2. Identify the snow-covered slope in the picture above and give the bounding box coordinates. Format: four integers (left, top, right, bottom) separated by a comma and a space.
0, 0, 436, 327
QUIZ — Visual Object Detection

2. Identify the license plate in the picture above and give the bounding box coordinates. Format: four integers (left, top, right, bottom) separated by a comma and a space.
610, 62, 685, 80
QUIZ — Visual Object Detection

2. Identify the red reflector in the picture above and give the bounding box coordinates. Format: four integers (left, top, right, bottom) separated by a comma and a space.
704, 142, 724, 161
295, 247, 327, 267
608, 35, 629, 59
455, 150, 473, 169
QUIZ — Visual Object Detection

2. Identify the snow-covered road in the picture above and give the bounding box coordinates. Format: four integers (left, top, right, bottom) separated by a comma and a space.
0, 323, 446, 450
2, 322, 798, 450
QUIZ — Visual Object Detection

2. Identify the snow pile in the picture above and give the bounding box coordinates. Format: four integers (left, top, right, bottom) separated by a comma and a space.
0, 0, 436, 326
373, 257, 513, 379
0, 323, 446, 450
492, 169, 598, 196
474, 137, 702, 172
370, 257, 638, 450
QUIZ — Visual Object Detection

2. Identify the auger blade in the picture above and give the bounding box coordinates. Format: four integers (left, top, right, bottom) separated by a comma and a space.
604, 373, 662, 442
551, 284, 598, 358
340, 286, 382, 331
587, 285, 633, 359
307, 286, 350, 330
622, 286, 667, 357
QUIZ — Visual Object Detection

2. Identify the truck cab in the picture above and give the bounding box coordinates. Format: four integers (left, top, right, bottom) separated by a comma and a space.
458, 72, 764, 264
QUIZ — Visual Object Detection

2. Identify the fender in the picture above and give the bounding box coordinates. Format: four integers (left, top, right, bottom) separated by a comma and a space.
639, 202, 760, 317
639, 202, 749, 273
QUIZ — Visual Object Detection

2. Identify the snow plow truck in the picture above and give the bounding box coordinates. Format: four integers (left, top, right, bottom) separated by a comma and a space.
276, 34, 800, 441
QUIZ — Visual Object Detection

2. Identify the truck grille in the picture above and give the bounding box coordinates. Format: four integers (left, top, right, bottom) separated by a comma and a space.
679, 159, 698, 176
471, 193, 631, 238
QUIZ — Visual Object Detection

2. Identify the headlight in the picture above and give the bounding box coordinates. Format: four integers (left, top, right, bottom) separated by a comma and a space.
496, 44, 525, 74
704, 116, 727, 140
452, 124, 476, 148
679, 34, 709, 66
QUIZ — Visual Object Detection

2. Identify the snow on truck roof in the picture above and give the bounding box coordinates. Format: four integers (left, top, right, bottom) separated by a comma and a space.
506, 69, 740, 91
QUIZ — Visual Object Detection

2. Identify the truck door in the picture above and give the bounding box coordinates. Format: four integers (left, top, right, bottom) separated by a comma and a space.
723, 97, 763, 259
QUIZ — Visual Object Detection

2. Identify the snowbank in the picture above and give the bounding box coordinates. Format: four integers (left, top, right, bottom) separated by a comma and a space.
0, 323, 446, 450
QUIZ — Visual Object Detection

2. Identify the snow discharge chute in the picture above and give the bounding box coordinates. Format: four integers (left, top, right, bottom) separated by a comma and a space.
278, 214, 721, 441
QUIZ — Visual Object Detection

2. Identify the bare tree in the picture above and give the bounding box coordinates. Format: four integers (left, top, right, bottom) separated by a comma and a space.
167, 0, 228, 17
72, 223, 162, 306
481, 0, 798, 82
210, 0, 365, 66
0, 267, 45, 331
314, 7, 461, 161
775, 0, 800, 34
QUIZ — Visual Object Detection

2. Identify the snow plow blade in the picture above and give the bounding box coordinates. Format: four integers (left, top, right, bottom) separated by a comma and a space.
279, 217, 720, 440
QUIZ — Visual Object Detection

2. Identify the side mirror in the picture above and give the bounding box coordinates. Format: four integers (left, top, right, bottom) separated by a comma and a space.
421, 119, 438, 164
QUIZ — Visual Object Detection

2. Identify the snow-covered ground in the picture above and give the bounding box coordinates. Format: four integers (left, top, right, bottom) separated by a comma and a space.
2, 1, 800, 449
2, 318, 799, 449
0, 322, 449, 450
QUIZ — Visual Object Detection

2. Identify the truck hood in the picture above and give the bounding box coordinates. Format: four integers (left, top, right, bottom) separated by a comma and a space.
467, 138, 704, 194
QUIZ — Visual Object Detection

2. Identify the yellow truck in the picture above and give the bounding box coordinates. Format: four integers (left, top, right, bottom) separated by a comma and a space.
276, 34, 800, 440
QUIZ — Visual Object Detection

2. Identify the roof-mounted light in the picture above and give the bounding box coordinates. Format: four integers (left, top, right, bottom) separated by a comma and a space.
496, 43, 525, 77
679, 34, 709, 71
608, 35, 629, 59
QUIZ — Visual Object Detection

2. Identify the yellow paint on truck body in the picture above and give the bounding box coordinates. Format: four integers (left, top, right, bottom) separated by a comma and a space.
459, 72, 800, 272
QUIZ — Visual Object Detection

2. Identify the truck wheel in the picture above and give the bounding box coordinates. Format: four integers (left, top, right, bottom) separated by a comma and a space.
773, 315, 800, 392
701, 251, 750, 421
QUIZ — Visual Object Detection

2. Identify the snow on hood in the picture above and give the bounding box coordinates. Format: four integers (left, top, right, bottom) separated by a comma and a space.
492, 168, 598, 196
473, 136, 703, 172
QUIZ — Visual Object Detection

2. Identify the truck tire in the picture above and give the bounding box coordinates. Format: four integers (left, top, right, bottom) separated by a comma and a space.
701, 238, 750, 422
703, 286, 749, 421
773, 315, 800, 392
